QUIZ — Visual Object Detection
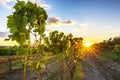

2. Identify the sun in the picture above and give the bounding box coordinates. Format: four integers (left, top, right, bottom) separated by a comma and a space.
84, 42, 92, 47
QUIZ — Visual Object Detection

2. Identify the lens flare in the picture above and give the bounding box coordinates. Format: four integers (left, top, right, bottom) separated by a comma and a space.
84, 42, 92, 47
77, 45, 99, 60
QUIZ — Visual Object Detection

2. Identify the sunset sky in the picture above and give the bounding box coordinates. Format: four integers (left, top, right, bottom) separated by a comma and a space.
0, 0, 120, 46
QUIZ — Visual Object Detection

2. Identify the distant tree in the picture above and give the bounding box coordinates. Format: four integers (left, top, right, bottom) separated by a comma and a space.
98, 36, 120, 51
7, 1, 47, 80
113, 37, 120, 45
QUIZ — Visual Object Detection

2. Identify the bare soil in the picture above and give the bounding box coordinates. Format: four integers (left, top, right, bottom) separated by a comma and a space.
81, 55, 120, 80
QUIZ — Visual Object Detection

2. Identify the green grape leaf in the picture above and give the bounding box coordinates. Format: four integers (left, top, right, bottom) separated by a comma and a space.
7, 15, 16, 28
7, 0, 48, 45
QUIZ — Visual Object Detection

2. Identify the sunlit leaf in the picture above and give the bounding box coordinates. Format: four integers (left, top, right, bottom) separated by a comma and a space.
40, 63, 45, 68
7, 0, 47, 45
36, 62, 40, 69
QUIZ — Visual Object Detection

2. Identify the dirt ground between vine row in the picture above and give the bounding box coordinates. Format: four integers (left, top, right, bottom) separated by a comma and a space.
81, 55, 120, 80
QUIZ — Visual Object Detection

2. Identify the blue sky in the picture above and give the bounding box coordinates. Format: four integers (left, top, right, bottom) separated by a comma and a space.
0, 0, 120, 45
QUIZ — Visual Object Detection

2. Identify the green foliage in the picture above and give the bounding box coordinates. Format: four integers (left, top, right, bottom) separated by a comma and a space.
0, 46, 27, 56
97, 36, 120, 51
113, 44, 120, 60
29, 47, 36, 54
7, 0, 48, 45
114, 44, 120, 53
7, 1, 48, 80
18, 45, 27, 55
0, 46, 17, 55
36, 62, 45, 69
73, 62, 83, 80
44, 37, 50, 48
44, 31, 71, 55
99, 50, 118, 61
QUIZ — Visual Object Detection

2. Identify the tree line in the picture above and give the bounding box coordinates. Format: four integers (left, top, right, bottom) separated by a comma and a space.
94, 36, 120, 60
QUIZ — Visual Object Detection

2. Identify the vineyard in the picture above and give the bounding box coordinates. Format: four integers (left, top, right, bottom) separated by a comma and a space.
0, 0, 120, 80
1, 48, 120, 80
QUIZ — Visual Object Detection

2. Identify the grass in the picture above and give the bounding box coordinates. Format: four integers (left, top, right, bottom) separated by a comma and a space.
99, 50, 118, 62
73, 62, 84, 80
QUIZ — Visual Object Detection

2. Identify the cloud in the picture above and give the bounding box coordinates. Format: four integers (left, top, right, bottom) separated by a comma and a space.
77, 23, 88, 30
45, 29, 52, 32
63, 20, 74, 24
37, 1, 51, 10
79, 23, 88, 27
47, 17, 76, 26
77, 27, 84, 30
28, 0, 51, 10
0, 0, 14, 9
0, 0, 51, 10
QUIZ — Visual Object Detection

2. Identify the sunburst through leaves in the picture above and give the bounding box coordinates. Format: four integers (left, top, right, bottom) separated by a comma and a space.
78, 44, 99, 60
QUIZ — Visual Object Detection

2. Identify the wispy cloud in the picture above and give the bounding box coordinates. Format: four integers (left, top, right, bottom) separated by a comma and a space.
30, 0, 51, 10
36, 0, 51, 10
0, 0, 51, 10
0, 0, 14, 9
79, 23, 88, 27
47, 17, 76, 26
38, 3, 51, 10
77, 23, 88, 30
77, 27, 84, 30
45, 29, 52, 32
